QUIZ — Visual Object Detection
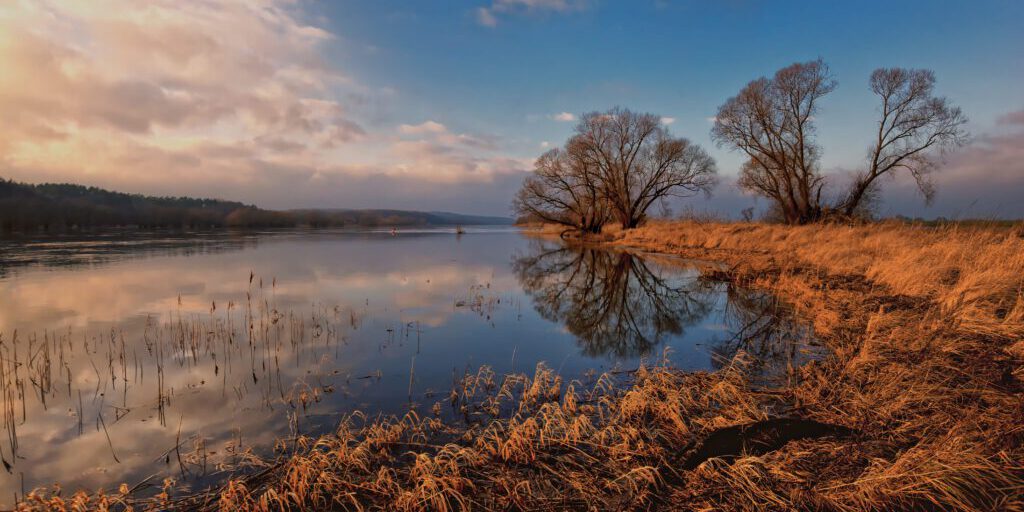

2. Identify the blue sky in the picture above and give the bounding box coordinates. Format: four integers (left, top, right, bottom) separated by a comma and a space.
2, 0, 1022, 217
318, 0, 1022, 150
315, 0, 1024, 217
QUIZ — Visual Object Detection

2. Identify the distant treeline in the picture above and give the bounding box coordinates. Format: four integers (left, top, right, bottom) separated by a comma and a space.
0, 178, 510, 233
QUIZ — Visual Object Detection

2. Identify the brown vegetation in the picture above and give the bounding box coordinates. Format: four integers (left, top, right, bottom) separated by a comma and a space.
18, 221, 1024, 511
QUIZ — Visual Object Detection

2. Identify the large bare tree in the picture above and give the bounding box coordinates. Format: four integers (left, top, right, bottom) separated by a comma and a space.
713, 60, 967, 223
569, 107, 718, 228
711, 59, 836, 224
840, 68, 968, 216
513, 147, 609, 233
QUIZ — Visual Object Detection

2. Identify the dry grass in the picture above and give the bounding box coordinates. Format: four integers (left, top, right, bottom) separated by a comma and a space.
18, 221, 1024, 511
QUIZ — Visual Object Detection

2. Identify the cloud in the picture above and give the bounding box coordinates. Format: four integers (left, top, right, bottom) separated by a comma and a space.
476, 7, 498, 27
874, 110, 1024, 219
398, 120, 449, 135
0, 0, 528, 213
0, 1, 359, 146
227, 167, 531, 215
389, 145, 525, 183
687, 109, 1024, 221
396, 120, 498, 150
552, 112, 577, 122
660, 116, 676, 125
0, 1, 360, 182
476, 0, 589, 27
998, 110, 1024, 126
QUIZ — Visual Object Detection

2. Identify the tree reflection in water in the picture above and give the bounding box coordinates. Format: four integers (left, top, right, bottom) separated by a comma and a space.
707, 286, 818, 376
513, 240, 819, 371
513, 240, 715, 358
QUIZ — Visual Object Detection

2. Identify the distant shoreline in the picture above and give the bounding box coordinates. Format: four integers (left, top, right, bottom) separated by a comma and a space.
0, 223, 523, 240
1, 177, 512, 234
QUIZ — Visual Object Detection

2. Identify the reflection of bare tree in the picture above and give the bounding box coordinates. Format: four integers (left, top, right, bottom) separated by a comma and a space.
708, 285, 816, 375
513, 241, 714, 358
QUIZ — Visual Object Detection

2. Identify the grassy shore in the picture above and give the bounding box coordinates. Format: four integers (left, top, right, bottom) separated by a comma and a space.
20, 221, 1024, 511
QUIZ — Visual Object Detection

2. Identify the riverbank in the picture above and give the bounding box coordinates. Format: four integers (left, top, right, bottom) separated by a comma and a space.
607, 221, 1024, 508
19, 221, 1024, 511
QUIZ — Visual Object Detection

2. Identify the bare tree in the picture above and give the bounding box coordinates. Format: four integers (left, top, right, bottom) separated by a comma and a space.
841, 68, 968, 216
711, 59, 836, 224
713, 60, 968, 224
513, 147, 609, 233
568, 107, 718, 229
515, 107, 716, 232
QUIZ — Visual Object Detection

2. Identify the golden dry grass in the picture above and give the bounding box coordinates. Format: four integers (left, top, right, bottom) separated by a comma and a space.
18, 221, 1024, 511
613, 220, 1024, 511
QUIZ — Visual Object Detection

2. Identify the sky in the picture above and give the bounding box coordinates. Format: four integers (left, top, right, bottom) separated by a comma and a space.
1, 0, 1022, 218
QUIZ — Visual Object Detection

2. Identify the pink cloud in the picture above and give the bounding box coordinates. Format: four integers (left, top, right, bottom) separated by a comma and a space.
476, 0, 589, 27
876, 110, 1024, 218
0, 0, 525, 207
997, 110, 1024, 126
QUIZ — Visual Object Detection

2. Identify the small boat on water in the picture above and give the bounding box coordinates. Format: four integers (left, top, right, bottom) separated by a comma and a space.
455, 225, 465, 235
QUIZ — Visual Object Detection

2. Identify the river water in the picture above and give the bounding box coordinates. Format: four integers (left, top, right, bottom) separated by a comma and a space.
0, 227, 819, 502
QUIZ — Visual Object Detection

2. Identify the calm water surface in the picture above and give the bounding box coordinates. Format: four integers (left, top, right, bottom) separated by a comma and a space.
0, 227, 818, 502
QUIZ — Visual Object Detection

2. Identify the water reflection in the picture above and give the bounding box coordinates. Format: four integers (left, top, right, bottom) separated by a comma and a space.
0, 230, 260, 278
513, 241, 715, 358
707, 286, 819, 376
513, 240, 822, 371
0, 229, 819, 504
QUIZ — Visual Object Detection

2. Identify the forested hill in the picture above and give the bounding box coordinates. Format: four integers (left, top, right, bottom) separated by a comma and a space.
0, 178, 511, 232
286, 209, 512, 228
